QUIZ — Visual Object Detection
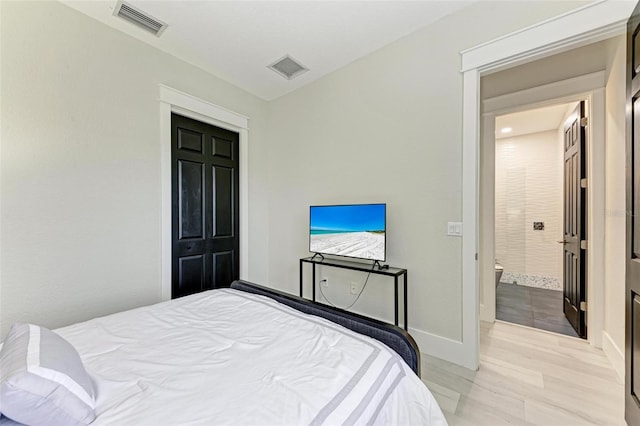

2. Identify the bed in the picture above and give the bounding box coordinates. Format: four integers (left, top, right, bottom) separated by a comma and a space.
0, 280, 447, 425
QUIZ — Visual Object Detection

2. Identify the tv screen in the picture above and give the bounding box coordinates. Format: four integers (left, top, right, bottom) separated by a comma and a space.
309, 203, 386, 261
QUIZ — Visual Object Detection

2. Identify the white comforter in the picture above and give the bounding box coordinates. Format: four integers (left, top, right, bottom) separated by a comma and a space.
50, 289, 446, 425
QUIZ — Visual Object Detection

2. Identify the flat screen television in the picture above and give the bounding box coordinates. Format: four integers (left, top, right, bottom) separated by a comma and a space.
309, 203, 386, 262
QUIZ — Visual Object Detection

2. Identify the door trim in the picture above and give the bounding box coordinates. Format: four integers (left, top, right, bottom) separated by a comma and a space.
480, 72, 605, 350
160, 85, 249, 301
459, 1, 633, 370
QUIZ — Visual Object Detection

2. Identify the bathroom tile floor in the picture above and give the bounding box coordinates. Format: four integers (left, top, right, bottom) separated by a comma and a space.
496, 282, 579, 338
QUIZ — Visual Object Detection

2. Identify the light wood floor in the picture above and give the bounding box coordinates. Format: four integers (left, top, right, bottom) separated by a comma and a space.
421, 321, 625, 425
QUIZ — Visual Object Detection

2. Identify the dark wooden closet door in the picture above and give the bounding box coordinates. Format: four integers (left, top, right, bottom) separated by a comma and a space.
171, 113, 239, 298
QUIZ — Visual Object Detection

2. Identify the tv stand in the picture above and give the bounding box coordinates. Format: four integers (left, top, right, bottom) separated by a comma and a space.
299, 256, 408, 330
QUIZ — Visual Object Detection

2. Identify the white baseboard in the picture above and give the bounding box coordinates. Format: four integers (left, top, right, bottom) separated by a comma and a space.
602, 330, 624, 383
409, 326, 478, 371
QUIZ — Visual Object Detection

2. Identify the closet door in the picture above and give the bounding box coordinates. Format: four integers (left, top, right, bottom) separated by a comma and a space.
171, 113, 239, 298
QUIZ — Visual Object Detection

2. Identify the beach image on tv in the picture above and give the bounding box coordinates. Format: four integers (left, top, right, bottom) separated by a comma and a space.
310, 204, 385, 261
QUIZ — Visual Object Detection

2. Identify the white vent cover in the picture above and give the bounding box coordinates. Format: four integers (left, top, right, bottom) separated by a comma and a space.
268, 55, 309, 80
113, 0, 167, 37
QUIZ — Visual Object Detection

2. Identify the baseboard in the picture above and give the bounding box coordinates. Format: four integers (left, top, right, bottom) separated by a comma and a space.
602, 330, 624, 382
409, 326, 478, 371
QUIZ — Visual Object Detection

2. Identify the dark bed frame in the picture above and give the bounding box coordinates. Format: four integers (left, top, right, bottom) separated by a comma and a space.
230, 280, 421, 377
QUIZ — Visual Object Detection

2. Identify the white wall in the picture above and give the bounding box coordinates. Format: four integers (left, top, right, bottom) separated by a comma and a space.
0, 1, 269, 336
603, 35, 626, 379
495, 130, 563, 286
265, 0, 591, 352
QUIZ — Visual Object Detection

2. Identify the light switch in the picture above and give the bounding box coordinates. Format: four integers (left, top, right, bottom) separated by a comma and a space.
448, 222, 463, 236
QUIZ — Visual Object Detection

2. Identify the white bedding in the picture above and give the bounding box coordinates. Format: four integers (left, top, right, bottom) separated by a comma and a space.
8, 289, 447, 425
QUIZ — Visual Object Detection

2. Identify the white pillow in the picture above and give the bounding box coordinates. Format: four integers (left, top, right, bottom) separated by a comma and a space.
0, 323, 96, 426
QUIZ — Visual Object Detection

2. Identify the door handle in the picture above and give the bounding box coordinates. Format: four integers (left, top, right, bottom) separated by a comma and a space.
557, 240, 568, 244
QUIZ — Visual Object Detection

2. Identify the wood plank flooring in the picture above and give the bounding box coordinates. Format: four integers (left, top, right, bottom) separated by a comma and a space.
421, 321, 624, 425
496, 282, 578, 338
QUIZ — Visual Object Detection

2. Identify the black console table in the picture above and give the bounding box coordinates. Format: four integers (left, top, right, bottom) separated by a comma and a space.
299, 257, 408, 330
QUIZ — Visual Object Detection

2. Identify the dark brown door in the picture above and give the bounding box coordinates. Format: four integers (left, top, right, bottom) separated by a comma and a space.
626, 3, 640, 423
562, 101, 587, 338
171, 113, 239, 298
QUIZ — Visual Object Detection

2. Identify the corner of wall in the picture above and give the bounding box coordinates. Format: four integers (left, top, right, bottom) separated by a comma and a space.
602, 330, 624, 382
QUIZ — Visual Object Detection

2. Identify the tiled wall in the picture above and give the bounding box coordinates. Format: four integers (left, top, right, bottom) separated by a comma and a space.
495, 129, 563, 290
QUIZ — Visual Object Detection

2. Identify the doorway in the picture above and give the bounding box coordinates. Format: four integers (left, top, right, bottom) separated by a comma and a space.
493, 101, 585, 338
478, 70, 606, 348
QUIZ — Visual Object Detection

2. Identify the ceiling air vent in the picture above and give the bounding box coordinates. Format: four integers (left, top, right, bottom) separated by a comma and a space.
113, 0, 167, 37
268, 55, 309, 80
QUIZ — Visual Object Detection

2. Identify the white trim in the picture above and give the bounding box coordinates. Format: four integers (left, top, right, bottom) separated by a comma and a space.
602, 330, 625, 382
159, 85, 248, 129
480, 74, 606, 349
461, 2, 634, 370
589, 87, 606, 349
461, 1, 630, 73
159, 85, 249, 301
461, 69, 480, 370
159, 100, 172, 301
478, 111, 495, 323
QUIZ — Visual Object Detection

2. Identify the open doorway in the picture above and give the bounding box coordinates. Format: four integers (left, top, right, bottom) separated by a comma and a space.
478, 67, 606, 349
493, 101, 586, 339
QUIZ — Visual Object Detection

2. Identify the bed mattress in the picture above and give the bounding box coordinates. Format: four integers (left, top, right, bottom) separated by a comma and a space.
3, 288, 446, 425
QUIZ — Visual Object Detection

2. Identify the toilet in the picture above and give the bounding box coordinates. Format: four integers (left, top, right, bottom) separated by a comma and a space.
495, 264, 503, 287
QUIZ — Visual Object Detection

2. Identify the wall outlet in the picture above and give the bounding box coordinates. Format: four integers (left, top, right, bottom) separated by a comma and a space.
350, 283, 358, 294
321, 277, 329, 287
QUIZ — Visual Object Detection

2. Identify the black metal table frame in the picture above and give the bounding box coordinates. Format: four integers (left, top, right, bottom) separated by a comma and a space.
299, 257, 408, 330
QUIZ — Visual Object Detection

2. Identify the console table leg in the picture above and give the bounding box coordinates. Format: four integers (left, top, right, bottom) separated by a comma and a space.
404, 272, 408, 331
299, 259, 303, 298
312, 264, 316, 302
394, 277, 398, 326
